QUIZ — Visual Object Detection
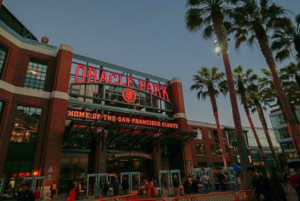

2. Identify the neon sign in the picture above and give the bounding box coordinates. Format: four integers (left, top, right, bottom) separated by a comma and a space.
74, 64, 170, 101
67, 110, 179, 129
122, 88, 136, 103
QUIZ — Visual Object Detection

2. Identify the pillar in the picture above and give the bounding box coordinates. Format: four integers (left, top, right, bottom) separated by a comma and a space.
152, 142, 162, 178
170, 78, 193, 175
94, 133, 107, 173
42, 44, 72, 186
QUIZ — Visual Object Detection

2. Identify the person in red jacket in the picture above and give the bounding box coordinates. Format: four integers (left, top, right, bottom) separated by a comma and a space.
290, 167, 300, 201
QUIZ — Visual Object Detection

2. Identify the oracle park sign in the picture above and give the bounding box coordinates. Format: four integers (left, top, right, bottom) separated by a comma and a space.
74, 64, 170, 102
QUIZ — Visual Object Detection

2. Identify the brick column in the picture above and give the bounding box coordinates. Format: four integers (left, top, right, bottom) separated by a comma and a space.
42, 44, 72, 186
94, 133, 107, 173
170, 78, 193, 175
0, 0, 3, 10
152, 141, 162, 178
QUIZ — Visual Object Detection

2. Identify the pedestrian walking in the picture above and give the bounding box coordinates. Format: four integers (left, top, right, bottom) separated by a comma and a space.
247, 166, 275, 201
50, 181, 57, 199
201, 174, 210, 193
67, 183, 77, 201
17, 183, 35, 201
183, 176, 193, 195
173, 175, 180, 197
290, 167, 300, 201
270, 171, 287, 201
67, 180, 74, 197
113, 177, 120, 196
121, 177, 129, 195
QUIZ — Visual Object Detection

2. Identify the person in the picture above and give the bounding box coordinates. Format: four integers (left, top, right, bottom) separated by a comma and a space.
67, 180, 74, 197
191, 176, 198, 194
163, 176, 168, 190
270, 171, 287, 201
67, 182, 77, 201
173, 175, 180, 197
50, 181, 57, 199
113, 177, 120, 196
121, 177, 129, 195
201, 174, 210, 194
290, 167, 300, 201
217, 172, 226, 191
17, 183, 35, 201
183, 176, 192, 195
149, 180, 155, 197
247, 166, 275, 201
102, 182, 109, 197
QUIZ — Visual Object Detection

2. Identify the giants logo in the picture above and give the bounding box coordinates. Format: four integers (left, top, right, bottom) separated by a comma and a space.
122, 88, 136, 103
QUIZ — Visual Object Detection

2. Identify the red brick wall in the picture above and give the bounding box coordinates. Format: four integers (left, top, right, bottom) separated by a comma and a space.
186, 124, 234, 168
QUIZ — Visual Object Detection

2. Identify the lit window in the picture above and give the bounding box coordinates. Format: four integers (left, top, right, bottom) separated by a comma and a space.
24, 58, 47, 90
193, 128, 203, 139
0, 43, 8, 78
196, 143, 206, 155
0, 100, 5, 128
10, 106, 42, 143
211, 144, 215, 154
208, 130, 213, 138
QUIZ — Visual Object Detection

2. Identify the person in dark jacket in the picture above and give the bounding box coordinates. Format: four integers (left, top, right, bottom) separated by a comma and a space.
183, 176, 193, 195
173, 175, 180, 197
247, 167, 275, 201
17, 183, 35, 201
121, 177, 129, 195
191, 176, 198, 194
113, 178, 120, 196
270, 171, 287, 201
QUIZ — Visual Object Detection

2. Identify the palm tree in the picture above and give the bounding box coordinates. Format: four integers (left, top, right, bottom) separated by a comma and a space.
272, 14, 300, 62
232, 0, 300, 157
191, 66, 228, 168
246, 83, 280, 171
281, 62, 300, 89
186, 0, 251, 188
233, 65, 274, 175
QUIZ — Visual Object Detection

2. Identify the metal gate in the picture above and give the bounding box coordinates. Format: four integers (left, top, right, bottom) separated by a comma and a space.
23, 176, 45, 199
120, 172, 140, 195
159, 170, 181, 197
86, 173, 108, 198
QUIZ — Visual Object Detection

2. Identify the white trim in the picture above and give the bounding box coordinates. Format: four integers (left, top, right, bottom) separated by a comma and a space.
0, 80, 68, 100
51, 91, 69, 100
170, 77, 182, 84
0, 26, 57, 57
173, 113, 187, 118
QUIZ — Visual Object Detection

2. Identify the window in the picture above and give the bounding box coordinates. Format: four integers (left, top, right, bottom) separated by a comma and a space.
216, 145, 222, 155
24, 58, 48, 90
193, 128, 203, 139
0, 100, 5, 127
208, 130, 213, 138
281, 141, 294, 150
211, 144, 215, 154
0, 44, 8, 78
10, 106, 42, 143
196, 143, 206, 155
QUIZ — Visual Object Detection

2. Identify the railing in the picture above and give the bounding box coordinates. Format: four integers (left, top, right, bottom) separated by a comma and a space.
237, 190, 256, 201
172, 191, 238, 201
285, 187, 298, 201
97, 194, 138, 201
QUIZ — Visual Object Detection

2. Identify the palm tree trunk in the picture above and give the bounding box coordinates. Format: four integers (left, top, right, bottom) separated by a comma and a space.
212, 15, 251, 189
240, 92, 271, 176
254, 100, 281, 171
208, 87, 228, 168
255, 26, 300, 158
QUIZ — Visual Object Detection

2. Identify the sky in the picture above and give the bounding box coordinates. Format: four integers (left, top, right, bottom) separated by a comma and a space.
3, 0, 300, 128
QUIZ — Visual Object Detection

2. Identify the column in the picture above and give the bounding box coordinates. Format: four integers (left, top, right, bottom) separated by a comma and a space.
152, 143, 162, 178
94, 133, 107, 173
42, 44, 73, 186
170, 78, 193, 175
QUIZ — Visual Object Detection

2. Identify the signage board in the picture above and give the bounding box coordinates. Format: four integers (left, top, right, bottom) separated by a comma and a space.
67, 110, 179, 129
114, 152, 152, 159
74, 64, 170, 102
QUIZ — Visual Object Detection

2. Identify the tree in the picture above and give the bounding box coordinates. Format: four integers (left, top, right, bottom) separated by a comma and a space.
233, 65, 275, 175
191, 66, 228, 168
232, 0, 300, 157
272, 14, 300, 62
186, 0, 251, 188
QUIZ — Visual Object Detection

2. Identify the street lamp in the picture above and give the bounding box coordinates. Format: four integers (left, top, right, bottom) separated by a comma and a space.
214, 40, 221, 56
